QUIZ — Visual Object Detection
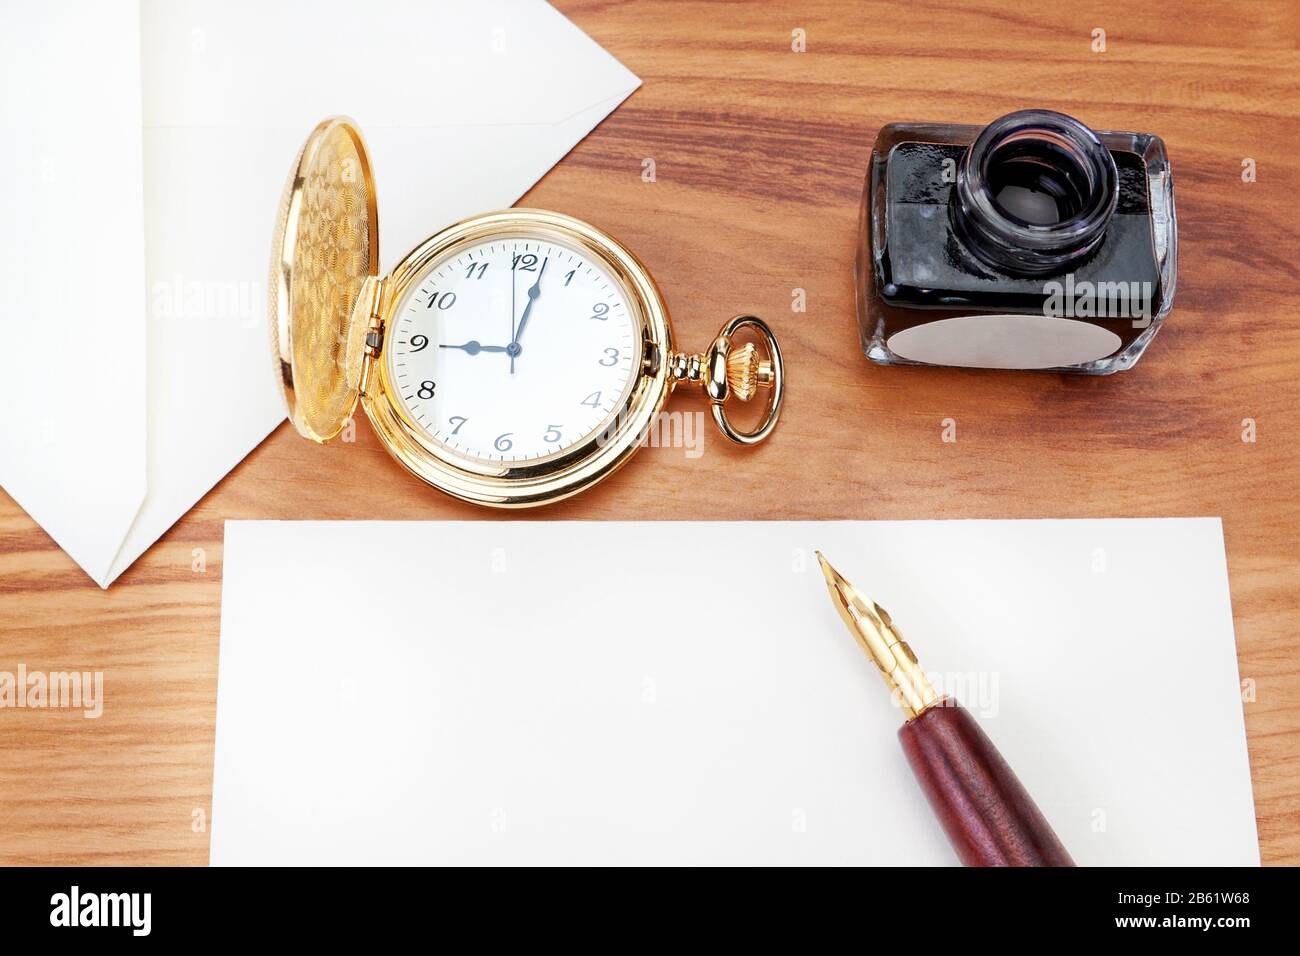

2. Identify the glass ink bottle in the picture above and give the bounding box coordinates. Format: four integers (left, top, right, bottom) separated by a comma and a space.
856, 110, 1177, 373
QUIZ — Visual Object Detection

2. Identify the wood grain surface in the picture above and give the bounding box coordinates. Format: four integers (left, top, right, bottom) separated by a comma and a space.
2, 0, 1298, 865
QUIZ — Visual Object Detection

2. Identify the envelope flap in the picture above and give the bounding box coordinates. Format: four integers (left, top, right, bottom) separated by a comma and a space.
140, 2, 640, 129
270, 117, 379, 443
0, 0, 149, 587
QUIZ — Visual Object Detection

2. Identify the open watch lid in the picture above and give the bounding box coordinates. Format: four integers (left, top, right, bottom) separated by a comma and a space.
269, 117, 379, 442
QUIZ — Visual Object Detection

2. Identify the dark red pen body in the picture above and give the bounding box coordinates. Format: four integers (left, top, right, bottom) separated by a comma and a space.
816, 552, 1074, 867
898, 701, 1075, 867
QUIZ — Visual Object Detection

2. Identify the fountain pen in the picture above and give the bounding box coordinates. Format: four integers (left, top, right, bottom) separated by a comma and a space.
816, 552, 1075, 867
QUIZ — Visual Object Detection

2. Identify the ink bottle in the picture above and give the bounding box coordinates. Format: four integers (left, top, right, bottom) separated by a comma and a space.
856, 109, 1177, 373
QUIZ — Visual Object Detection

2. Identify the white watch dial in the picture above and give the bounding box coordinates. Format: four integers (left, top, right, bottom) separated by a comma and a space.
385, 237, 639, 464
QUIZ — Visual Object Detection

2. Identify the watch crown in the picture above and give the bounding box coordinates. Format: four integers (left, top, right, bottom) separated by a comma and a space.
725, 341, 774, 402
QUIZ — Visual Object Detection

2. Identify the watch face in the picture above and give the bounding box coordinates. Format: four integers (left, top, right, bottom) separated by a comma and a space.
385, 235, 640, 464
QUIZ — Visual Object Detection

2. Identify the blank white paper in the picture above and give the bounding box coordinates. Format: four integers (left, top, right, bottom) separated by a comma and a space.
211, 518, 1258, 866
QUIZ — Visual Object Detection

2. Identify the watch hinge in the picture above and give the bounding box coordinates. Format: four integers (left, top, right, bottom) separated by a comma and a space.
364, 277, 386, 355
357, 277, 386, 397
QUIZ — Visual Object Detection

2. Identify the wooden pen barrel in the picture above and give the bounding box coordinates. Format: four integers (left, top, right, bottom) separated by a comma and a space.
897, 702, 1075, 866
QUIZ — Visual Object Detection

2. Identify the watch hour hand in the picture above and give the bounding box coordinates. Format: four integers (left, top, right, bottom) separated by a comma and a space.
440, 340, 508, 355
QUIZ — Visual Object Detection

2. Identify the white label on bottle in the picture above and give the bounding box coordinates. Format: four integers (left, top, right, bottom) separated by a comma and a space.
885, 314, 1123, 370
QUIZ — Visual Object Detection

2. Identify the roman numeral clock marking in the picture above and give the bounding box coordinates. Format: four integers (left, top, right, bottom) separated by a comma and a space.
386, 238, 636, 463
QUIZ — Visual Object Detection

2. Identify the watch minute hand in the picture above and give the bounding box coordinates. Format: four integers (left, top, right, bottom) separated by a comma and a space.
512, 257, 547, 347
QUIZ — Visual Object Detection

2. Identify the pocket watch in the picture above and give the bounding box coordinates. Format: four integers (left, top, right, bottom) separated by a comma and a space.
270, 117, 784, 507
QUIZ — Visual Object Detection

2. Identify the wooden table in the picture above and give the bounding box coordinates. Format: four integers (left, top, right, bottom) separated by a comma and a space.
2, 0, 1297, 865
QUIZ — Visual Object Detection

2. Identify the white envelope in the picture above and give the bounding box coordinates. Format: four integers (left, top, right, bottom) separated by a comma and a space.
0, 0, 639, 587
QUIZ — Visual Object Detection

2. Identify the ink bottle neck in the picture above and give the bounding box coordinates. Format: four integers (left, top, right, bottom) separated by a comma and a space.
951, 109, 1118, 275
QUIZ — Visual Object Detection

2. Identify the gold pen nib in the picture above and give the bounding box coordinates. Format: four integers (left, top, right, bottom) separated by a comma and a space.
815, 551, 941, 719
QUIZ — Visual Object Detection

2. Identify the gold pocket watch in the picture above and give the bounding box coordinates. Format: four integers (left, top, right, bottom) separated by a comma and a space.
270, 117, 784, 507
